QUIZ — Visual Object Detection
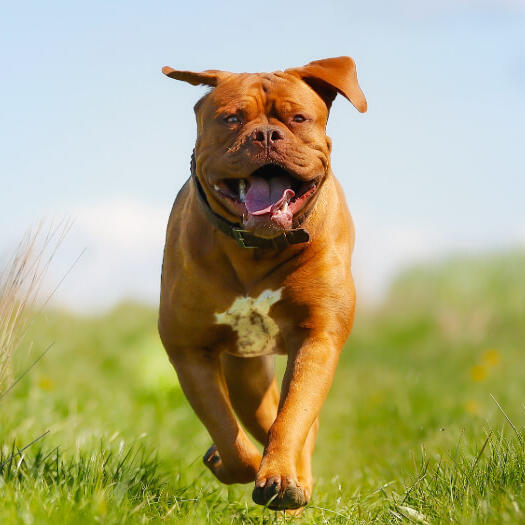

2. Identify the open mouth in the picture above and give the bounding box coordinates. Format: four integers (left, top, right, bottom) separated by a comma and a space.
212, 164, 319, 230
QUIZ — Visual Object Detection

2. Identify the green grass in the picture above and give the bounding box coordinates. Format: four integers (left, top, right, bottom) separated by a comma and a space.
1, 250, 525, 523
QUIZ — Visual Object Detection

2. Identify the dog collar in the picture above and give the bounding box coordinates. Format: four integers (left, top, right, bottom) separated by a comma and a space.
190, 154, 310, 250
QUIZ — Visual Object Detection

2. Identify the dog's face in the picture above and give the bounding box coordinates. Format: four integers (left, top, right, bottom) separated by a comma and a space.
163, 57, 366, 237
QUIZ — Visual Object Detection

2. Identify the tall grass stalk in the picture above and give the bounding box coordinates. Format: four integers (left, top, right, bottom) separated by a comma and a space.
0, 222, 71, 392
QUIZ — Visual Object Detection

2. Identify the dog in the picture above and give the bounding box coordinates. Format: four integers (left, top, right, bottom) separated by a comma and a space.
158, 56, 366, 510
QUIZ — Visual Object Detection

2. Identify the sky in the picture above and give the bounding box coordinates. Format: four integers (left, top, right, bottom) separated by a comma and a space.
1, 0, 524, 311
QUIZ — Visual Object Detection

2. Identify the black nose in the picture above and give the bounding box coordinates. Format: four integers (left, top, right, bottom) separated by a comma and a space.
250, 125, 285, 146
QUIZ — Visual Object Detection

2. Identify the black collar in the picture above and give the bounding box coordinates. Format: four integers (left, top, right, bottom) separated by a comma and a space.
191, 154, 310, 250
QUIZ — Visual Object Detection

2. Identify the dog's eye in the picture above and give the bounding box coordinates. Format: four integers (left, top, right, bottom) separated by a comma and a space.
292, 114, 306, 123
224, 114, 241, 124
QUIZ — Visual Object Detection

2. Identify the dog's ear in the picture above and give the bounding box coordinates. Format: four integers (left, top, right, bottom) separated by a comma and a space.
286, 56, 367, 113
162, 66, 231, 87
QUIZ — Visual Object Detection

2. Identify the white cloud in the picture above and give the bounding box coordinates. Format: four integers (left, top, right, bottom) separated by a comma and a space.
73, 200, 168, 250
51, 198, 453, 311
352, 221, 448, 305
46, 199, 170, 312
353, 213, 525, 305
517, 224, 525, 246
4, 196, 523, 314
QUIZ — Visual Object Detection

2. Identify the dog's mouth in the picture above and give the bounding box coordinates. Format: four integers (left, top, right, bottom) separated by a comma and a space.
211, 164, 319, 231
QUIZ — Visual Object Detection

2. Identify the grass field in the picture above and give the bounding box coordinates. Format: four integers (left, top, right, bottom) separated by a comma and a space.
1, 251, 525, 524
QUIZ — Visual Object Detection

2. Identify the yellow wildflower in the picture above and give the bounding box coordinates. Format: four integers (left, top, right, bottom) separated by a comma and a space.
470, 364, 487, 382
482, 349, 501, 367
465, 400, 480, 415
38, 376, 55, 391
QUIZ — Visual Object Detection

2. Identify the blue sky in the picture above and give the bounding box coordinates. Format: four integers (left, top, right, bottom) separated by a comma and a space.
1, 1, 524, 310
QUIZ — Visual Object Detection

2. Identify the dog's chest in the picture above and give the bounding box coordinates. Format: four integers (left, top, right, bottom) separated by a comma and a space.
215, 288, 283, 357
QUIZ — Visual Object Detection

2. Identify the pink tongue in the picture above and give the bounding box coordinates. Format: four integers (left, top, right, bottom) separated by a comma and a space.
245, 175, 295, 215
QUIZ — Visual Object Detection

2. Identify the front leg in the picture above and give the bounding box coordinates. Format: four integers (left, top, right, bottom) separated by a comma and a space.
252, 335, 342, 509
168, 347, 262, 484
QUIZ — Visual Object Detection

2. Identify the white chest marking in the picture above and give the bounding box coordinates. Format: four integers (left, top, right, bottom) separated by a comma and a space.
215, 288, 283, 357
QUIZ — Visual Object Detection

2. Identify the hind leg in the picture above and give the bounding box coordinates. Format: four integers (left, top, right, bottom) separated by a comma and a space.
221, 353, 279, 445
168, 347, 261, 484
203, 354, 279, 480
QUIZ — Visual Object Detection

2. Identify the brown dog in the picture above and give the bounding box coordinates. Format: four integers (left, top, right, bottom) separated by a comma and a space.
158, 56, 366, 510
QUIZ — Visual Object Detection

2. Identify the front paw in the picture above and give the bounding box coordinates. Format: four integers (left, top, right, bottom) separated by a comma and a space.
252, 473, 309, 510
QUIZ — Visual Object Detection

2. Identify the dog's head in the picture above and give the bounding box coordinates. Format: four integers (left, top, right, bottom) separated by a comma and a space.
163, 57, 366, 237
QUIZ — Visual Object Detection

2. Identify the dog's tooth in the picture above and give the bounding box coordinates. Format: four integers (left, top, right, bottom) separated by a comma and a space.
213, 184, 220, 191
239, 179, 246, 202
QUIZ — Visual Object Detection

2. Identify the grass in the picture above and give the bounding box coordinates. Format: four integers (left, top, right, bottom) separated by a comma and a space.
1, 250, 525, 523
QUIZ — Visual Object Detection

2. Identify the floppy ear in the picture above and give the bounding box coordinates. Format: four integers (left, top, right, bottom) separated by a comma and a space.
286, 56, 367, 113
162, 66, 231, 87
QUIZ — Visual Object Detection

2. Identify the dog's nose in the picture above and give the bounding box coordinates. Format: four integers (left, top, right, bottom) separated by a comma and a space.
250, 126, 285, 146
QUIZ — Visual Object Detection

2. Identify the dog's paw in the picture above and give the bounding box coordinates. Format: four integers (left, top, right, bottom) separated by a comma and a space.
203, 444, 258, 484
203, 444, 223, 469
252, 474, 309, 510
